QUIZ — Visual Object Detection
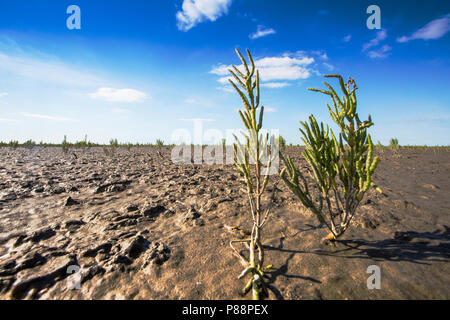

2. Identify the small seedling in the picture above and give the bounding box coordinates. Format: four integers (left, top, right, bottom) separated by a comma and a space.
280, 75, 381, 241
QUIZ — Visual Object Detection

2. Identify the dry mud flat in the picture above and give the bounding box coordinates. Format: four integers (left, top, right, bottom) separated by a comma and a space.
0, 146, 449, 300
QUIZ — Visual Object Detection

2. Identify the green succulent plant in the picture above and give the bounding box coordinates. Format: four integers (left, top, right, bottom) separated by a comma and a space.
280, 75, 381, 241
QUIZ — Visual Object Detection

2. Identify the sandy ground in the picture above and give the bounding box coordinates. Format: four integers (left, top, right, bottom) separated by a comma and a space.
0, 146, 449, 300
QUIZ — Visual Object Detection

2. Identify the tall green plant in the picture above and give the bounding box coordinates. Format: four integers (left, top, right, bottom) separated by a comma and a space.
280, 75, 381, 241
229, 48, 276, 300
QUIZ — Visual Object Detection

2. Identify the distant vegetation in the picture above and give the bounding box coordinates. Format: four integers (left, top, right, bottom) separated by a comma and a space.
156, 139, 165, 148
0, 136, 175, 149
0, 135, 448, 151
389, 137, 400, 150
278, 135, 286, 150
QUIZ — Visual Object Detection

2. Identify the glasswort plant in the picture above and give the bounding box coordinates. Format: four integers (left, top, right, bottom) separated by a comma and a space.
228, 48, 277, 300
280, 75, 381, 241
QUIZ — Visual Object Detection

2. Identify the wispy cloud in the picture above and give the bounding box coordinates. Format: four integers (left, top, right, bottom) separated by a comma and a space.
249, 25, 276, 39
367, 45, 392, 59
397, 14, 450, 43
309, 50, 328, 60
342, 35, 352, 42
0, 92, 8, 98
89, 88, 147, 103
0, 118, 16, 122
362, 29, 387, 51
261, 82, 290, 88
0, 52, 101, 88
264, 106, 277, 112
176, 0, 233, 31
322, 62, 335, 71
20, 112, 76, 122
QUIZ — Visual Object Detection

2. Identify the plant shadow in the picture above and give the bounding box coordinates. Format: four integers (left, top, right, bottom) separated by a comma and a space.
263, 236, 321, 300
313, 226, 450, 265
261, 226, 449, 299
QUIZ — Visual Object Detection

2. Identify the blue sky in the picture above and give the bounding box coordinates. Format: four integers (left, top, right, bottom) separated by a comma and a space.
0, 0, 449, 145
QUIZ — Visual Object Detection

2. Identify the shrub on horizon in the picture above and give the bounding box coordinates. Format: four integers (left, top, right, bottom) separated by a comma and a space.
156, 139, 164, 148
9, 140, 19, 149
389, 138, 399, 150
61, 135, 71, 154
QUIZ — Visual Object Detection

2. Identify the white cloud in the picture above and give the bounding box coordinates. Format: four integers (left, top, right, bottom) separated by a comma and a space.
343, 35, 352, 42
0, 92, 8, 97
211, 55, 315, 86
176, 0, 232, 31
261, 82, 290, 88
397, 14, 450, 43
256, 56, 314, 68
264, 106, 277, 112
362, 29, 388, 51
249, 25, 276, 39
20, 112, 76, 122
367, 45, 392, 59
89, 88, 147, 103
